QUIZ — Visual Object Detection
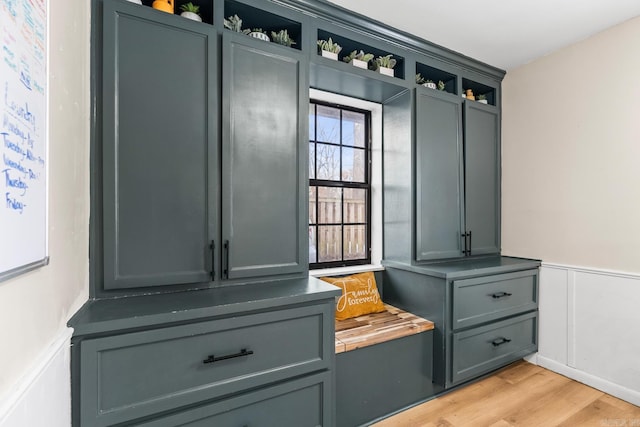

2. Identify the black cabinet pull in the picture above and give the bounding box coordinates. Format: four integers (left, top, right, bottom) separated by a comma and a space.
461, 232, 468, 256
224, 240, 230, 279
491, 337, 511, 347
467, 230, 472, 256
491, 291, 513, 299
203, 348, 253, 364
209, 240, 215, 281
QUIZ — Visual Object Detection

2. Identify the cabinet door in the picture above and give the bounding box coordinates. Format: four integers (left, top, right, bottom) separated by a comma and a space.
415, 89, 465, 260
222, 33, 307, 279
102, 2, 217, 290
464, 101, 500, 255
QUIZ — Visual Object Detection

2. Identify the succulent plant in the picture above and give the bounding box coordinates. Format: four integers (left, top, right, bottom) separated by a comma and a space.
180, 2, 200, 14
343, 50, 374, 63
415, 73, 425, 84
477, 93, 487, 100
374, 54, 396, 69
271, 29, 296, 47
223, 14, 243, 32
437, 80, 446, 91
317, 38, 342, 54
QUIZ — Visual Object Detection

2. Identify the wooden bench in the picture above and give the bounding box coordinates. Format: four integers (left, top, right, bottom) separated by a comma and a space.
335, 303, 437, 426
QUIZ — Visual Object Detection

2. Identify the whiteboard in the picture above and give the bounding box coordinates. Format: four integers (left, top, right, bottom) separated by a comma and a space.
0, 0, 49, 281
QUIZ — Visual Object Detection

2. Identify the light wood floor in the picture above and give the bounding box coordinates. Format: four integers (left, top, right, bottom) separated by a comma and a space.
373, 361, 640, 427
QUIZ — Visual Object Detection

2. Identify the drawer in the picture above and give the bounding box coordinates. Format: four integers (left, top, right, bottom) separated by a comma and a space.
79, 304, 333, 427
452, 269, 538, 329
138, 372, 331, 427
451, 311, 537, 385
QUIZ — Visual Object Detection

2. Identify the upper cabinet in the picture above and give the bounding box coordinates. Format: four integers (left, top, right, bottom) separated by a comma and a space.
101, 1, 218, 291
221, 32, 308, 279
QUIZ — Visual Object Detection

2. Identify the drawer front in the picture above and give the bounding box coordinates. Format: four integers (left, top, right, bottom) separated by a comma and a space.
139, 372, 331, 427
451, 312, 537, 385
452, 269, 538, 329
80, 304, 333, 427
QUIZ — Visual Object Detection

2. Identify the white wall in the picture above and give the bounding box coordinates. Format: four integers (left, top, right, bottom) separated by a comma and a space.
0, 0, 90, 423
502, 15, 640, 273
502, 16, 640, 403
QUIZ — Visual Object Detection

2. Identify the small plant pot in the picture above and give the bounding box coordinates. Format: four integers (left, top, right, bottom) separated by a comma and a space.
249, 32, 270, 42
181, 11, 202, 21
477, 99, 488, 104
422, 82, 437, 90
349, 58, 368, 69
377, 66, 394, 77
321, 50, 338, 61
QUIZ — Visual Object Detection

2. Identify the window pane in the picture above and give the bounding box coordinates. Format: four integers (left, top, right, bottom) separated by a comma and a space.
344, 188, 366, 224
318, 186, 342, 224
342, 110, 365, 147
318, 225, 342, 262
309, 142, 315, 179
309, 226, 317, 263
309, 187, 316, 224
309, 104, 315, 141
342, 147, 366, 183
316, 143, 340, 181
316, 105, 340, 144
344, 225, 366, 260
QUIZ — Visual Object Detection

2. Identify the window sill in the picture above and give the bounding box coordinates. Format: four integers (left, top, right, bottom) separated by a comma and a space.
308, 264, 385, 278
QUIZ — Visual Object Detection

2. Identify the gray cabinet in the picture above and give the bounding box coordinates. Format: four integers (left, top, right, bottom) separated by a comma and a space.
69, 278, 340, 427
414, 88, 500, 261
101, 1, 217, 290
222, 33, 307, 280
383, 256, 540, 388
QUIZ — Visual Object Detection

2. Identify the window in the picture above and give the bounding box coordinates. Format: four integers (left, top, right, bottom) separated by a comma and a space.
309, 100, 371, 268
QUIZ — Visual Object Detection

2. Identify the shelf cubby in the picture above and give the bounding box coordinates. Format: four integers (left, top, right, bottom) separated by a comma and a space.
316, 29, 405, 80
224, 0, 302, 50
415, 62, 457, 94
140, 0, 214, 25
462, 78, 496, 106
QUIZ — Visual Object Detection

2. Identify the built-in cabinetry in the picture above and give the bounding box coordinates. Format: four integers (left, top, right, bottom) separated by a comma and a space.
69, 278, 340, 426
384, 256, 540, 388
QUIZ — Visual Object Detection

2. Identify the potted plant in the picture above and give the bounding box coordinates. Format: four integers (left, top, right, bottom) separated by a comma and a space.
423, 79, 436, 90
343, 50, 373, 69
477, 94, 488, 104
179, 2, 201, 22
374, 55, 396, 77
317, 38, 342, 60
223, 14, 243, 32
415, 73, 425, 85
245, 28, 270, 42
437, 80, 446, 91
271, 29, 296, 47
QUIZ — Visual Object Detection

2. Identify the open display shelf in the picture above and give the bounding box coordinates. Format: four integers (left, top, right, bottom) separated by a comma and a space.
462, 78, 496, 106
140, 0, 214, 25
416, 62, 457, 95
224, 0, 302, 50
317, 29, 405, 80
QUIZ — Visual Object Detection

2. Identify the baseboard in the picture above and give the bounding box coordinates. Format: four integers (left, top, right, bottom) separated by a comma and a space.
0, 328, 73, 427
528, 353, 640, 407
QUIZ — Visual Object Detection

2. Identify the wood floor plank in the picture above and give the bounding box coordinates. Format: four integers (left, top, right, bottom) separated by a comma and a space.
373, 361, 640, 427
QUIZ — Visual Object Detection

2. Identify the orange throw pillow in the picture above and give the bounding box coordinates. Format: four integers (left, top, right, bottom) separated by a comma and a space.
320, 272, 385, 320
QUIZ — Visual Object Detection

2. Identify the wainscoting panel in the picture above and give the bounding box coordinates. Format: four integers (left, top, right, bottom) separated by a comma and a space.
0, 328, 72, 427
529, 263, 640, 406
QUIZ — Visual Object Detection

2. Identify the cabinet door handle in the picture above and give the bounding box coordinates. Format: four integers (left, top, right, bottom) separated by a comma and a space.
467, 230, 472, 256
203, 348, 254, 364
491, 337, 511, 347
461, 232, 468, 256
491, 291, 513, 299
209, 240, 215, 281
223, 240, 230, 279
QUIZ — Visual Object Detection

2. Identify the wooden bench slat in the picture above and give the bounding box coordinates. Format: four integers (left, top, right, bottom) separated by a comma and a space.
335, 304, 434, 354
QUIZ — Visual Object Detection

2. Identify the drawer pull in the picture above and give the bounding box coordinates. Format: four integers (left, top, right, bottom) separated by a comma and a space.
203, 348, 254, 364
491, 291, 513, 299
491, 337, 512, 347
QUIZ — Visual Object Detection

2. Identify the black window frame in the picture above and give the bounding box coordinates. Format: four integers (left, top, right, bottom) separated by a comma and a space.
309, 99, 372, 269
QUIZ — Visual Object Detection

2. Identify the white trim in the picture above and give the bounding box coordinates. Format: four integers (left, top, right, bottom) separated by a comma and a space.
0, 327, 73, 423
567, 269, 576, 368
532, 355, 640, 407
309, 264, 384, 278
541, 262, 640, 280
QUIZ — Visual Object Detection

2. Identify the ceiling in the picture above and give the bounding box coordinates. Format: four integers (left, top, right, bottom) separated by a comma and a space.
327, 0, 640, 70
